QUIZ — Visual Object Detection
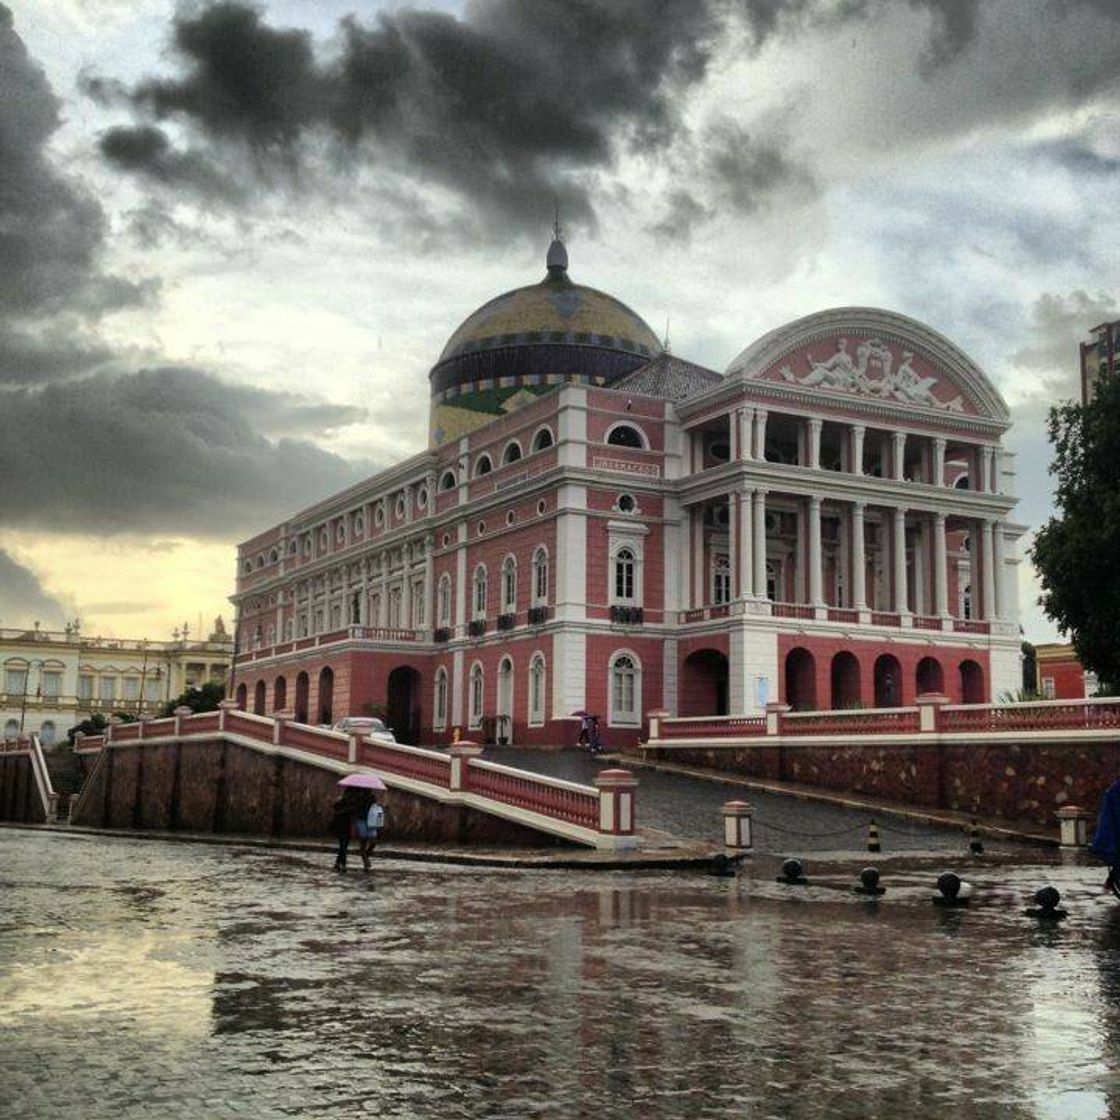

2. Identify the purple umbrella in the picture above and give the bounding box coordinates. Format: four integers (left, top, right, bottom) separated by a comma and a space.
338, 772, 387, 790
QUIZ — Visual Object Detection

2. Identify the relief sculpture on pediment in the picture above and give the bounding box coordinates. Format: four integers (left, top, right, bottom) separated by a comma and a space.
779, 336, 964, 411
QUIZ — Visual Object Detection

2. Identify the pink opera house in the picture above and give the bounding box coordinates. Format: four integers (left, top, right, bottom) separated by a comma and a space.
230, 235, 1022, 748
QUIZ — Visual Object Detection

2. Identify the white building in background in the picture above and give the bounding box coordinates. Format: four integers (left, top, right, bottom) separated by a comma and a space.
0, 619, 234, 744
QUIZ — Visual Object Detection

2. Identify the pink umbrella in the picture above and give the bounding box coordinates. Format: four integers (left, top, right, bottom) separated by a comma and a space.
338, 772, 387, 790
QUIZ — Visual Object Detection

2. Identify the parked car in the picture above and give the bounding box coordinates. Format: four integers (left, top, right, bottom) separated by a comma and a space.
331, 716, 396, 743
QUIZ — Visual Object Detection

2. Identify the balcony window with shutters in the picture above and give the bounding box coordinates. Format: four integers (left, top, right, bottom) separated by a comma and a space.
41, 671, 62, 698
77, 675, 94, 700
5, 667, 27, 695
434, 668, 448, 729
712, 556, 731, 605
412, 581, 426, 627
473, 566, 488, 619
610, 653, 640, 726
122, 677, 140, 701
529, 655, 546, 726
388, 588, 402, 629
614, 548, 636, 602
469, 663, 483, 729
437, 575, 452, 627
99, 677, 116, 702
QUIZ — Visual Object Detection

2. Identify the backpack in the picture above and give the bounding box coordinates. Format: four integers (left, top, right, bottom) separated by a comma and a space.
367, 803, 386, 830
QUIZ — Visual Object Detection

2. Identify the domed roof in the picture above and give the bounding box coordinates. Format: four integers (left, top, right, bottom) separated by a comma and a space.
433, 240, 660, 371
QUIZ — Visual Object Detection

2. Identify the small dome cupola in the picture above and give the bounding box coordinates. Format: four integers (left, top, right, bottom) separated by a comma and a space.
546, 228, 569, 278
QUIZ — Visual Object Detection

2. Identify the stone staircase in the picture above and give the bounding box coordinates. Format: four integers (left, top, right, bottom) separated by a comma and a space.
43, 747, 85, 822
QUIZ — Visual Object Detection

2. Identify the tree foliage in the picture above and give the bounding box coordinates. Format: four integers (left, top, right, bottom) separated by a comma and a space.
1030, 371, 1120, 687
160, 681, 225, 717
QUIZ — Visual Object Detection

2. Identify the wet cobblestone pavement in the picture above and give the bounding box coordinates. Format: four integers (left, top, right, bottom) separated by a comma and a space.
4, 829, 1120, 1118
486, 747, 981, 854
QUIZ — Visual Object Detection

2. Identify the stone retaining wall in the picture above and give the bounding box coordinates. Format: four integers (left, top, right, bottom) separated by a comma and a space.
0, 753, 47, 824
72, 738, 574, 846
640, 737, 1120, 825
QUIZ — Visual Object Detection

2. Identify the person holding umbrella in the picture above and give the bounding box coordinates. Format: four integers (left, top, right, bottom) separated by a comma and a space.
333, 772, 388, 872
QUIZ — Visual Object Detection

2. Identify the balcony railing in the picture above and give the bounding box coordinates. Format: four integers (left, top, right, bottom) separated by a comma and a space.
609, 605, 644, 625
239, 625, 421, 662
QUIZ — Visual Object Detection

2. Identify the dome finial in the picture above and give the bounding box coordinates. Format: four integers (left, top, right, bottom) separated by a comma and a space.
546, 201, 568, 277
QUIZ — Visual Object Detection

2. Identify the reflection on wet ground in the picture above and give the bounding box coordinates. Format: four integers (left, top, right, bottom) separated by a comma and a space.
3, 830, 1120, 1118
488, 747, 978, 853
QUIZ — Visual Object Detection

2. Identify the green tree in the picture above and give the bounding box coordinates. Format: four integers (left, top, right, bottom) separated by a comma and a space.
1030, 371, 1120, 687
160, 681, 225, 717
67, 712, 107, 743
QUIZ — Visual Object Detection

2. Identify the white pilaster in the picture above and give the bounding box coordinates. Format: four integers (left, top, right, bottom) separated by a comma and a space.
554, 483, 588, 622
982, 518, 996, 620
893, 507, 909, 614
807, 418, 822, 471
933, 513, 949, 617
753, 409, 768, 460
892, 431, 907, 482
692, 507, 705, 607
753, 490, 767, 599
852, 501, 867, 610
993, 520, 1006, 619
933, 437, 947, 488
738, 486, 753, 597
808, 496, 824, 607
851, 424, 865, 476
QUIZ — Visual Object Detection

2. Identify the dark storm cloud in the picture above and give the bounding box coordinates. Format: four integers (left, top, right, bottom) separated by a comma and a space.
0, 368, 372, 538
99, 125, 245, 203
703, 118, 816, 214
0, 549, 71, 629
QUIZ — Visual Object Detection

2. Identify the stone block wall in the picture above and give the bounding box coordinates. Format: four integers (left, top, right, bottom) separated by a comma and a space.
0, 753, 47, 824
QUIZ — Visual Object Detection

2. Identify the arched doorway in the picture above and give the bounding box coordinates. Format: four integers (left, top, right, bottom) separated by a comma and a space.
960, 659, 984, 704
235, 682, 247, 710
681, 650, 730, 716
874, 654, 902, 707
294, 671, 309, 724
916, 656, 944, 696
318, 666, 334, 725
496, 656, 514, 745
785, 647, 817, 711
387, 666, 421, 744
253, 680, 266, 715
830, 651, 861, 709
273, 675, 287, 713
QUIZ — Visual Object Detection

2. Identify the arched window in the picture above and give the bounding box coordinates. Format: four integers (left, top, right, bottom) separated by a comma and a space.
614, 547, 636, 602
469, 662, 484, 729
502, 441, 522, 466
532, 547, 549, 604
606, 423, 645, 449
501, 556, 517, 613
473, 565, 488, 618
4, 719, 19, 740
39, 721, 56, 746
961, 582, 972, 621
440, 470, 457, 491
274, 676, 287, 712
434, 667, 448, 730
955, 475, 970, 490
610, 652, 641, 726
284, 618, 294, 641
253, 679, 266, 715
528, 654, 546, 726
388, 587, 402, 628
474, 454, 492, 477
712, 556, 731, 605
532, 427, 554, 452
437, 574, 452, 627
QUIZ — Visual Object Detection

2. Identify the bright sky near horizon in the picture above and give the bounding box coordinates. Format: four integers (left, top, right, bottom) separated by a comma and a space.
3, 0, 1119, 643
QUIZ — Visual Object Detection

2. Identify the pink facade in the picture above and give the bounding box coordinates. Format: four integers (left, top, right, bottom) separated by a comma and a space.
230, 254, 1022, 750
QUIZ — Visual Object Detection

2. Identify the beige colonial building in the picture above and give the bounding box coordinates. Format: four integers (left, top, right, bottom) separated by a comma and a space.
0, 619, 234, 744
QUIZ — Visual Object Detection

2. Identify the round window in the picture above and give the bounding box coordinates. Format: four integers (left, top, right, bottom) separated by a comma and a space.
506, 510, 515, 525
374, 505, 385, 527
395, 497, 406, 519
418, 487, 428, 509
537, 499, 547, 515
354, 517, 364, 534
478, 521, 486, 536
617, 493, 636, 513
337, 524, 345, 542
442, 532, 451, 548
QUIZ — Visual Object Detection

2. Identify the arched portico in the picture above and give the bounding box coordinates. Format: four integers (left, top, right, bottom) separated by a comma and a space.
681, 649, 729, 717
387, 666, 421, 745
785, 647, 817, 711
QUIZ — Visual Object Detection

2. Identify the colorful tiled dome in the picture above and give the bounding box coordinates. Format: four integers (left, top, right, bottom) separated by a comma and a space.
428, 238, 660, 446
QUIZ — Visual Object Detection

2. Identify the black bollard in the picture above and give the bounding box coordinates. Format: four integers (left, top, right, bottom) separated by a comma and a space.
776, 857, 809, 885
710, 852, 737, 878
1024, 885, 1067, 920
932, 871, 971, 907
853, 866, 886, 896
969, 819, 984, 856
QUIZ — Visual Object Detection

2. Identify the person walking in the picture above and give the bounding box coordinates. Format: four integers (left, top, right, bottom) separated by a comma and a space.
329, 790, 357, 872
360, 794, 386, 870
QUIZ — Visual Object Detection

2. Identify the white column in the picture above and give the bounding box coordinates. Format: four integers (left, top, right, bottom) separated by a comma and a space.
851, 424, 865, 476
982, 519, 996, 620
753, 489, 767, 600
808, 496, 823, 606
728, 413, 739, 460
893, 507, 908, 614
984, 446, 996, 494
933, 437, 947, 488
379, 555, 390, 627
807, 418, 822, 471
933, 513, 949, 617
692, 507, 705, 607
727, 494, 737, 601
679, 503, 691, 613
912, 521, 926, 615
738, 486, 753, 597
851, 501, 867, 610
993, 520, 1005, 619
401, 561, 412, 629
753, 409, 768, 460
739, 408, 754, 460
892, 431, 907, 481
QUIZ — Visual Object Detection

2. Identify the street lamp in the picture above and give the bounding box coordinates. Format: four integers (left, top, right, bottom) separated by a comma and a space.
18, 659, 45, 736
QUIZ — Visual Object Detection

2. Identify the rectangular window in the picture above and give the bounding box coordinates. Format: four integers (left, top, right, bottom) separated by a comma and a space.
77, 675, 94, 700
144, 677, 162, 701
1042, 677, 1056, 699
99, 677, 116, 701
41, 672, 62, 698
122, 677, 140, 700
5, 668, 27, 694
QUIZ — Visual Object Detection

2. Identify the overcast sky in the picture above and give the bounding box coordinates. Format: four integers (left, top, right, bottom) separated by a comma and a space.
2, 0, 1119, 642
